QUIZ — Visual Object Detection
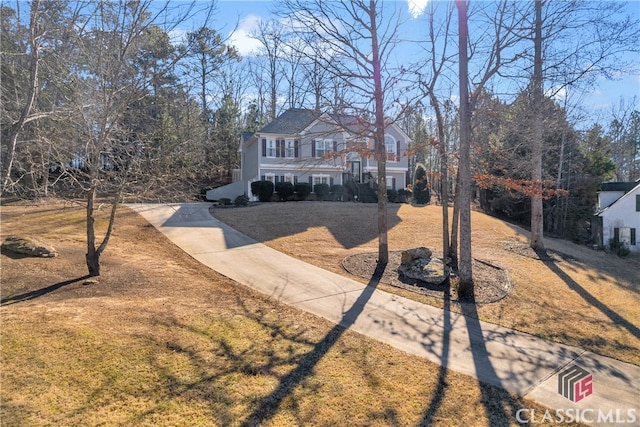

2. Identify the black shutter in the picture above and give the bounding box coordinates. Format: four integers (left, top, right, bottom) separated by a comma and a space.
330, 177, 334, 186
631, 228, 636, 246
262, 139, 266, 157
274, 176, 279, 184
636, 195, 640, 212
294, 175, 298, 184
614, 228, 620, 243
294, 140, 299, 158
281, 175, 285, 183
279, 140, 285, 158
396, 141, 401, 161
333, 140, 338, 154
392, 177, 396, 190
312, 140, 316, 158
309, 176, 313, 186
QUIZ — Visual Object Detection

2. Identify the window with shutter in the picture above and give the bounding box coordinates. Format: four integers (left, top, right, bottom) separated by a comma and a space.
285, 139, 295, 158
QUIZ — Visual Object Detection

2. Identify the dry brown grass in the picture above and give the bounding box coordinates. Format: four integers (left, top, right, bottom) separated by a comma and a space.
212, 201, 640, 366
0, 199, 585, 426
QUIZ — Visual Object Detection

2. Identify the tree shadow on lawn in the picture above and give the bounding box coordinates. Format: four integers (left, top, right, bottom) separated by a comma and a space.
210, 202, 404, 250
0, 275, 90, 306
534, 248, 640, 340
241, 263, 386, 426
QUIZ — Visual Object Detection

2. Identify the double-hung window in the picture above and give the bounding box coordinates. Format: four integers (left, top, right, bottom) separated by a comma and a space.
315, 139, 333, 158
265, 139, 276, 158
285, 139, 296, 158
385, 135, 398, 162
313, 174, 329, 185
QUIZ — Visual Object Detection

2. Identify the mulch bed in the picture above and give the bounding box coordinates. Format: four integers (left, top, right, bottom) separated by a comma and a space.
342, 250, 512, 304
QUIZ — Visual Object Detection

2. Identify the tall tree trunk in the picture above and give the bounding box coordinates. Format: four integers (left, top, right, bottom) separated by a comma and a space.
86, 187, 100, 276
370, 0, 388, 266
530, 0, 545, 250
450, 168, 460, 270
2, 0, 41, 194
456, 0, 473, 295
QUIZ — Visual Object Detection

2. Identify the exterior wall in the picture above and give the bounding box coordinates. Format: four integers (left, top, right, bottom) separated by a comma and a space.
241, 138, 259, 182
363, 125, 409, 190
598, 190, 625, 210
600, 186, 640, 252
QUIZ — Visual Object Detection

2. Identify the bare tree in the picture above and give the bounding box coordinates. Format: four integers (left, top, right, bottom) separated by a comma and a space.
279, 0, 412, 265
65, 0, 201, 276
251, 19, 286, 121
416, 1, 456, 264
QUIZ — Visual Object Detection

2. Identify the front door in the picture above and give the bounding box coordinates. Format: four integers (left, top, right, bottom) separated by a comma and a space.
350, 161, 361, 183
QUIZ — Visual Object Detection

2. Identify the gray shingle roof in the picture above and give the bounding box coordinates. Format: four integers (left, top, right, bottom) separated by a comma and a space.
258, 109, 323, 134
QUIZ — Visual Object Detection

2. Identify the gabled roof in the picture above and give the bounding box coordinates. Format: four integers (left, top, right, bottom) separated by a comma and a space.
257, 109, 323, 134
596, 182, 640, 216
599, 181, 638, 193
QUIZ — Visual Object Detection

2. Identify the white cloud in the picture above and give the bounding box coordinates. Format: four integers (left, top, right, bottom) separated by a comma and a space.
228, 14, 263, 57
407, 0, 430, 19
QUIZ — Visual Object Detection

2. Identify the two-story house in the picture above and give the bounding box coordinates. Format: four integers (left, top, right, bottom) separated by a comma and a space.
208, 108, 411, 201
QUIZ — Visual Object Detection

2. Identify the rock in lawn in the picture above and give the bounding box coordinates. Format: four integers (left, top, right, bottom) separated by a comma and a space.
1, 236, 58, 258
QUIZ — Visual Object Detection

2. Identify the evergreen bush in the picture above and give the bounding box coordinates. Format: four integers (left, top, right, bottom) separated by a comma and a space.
257, 180, 274, 202
314, 183, 330, 200
275, 181, 294, 201
294, 182, 311, 200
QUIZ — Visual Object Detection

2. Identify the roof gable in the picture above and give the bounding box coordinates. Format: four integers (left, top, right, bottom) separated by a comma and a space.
258, 109, 323, 135
597, 182, 640, 216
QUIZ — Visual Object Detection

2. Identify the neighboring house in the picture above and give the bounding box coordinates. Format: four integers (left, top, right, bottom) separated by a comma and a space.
207, 108, 411, 201
592, 180, 640, 253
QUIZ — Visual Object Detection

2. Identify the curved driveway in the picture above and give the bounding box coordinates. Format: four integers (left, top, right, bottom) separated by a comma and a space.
127, 203, 639, 426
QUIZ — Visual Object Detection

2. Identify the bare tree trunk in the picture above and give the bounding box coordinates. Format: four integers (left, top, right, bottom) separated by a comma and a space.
86, 187, 100, 276
450, 168, 460, 270
85, 184, 121, 277
530, 0, 545, 250
370, 0, 388, 265
456, 0, 473, 295
2, 0, 41, 194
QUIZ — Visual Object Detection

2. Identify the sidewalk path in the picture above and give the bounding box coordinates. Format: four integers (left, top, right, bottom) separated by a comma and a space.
127, 203, 639, 426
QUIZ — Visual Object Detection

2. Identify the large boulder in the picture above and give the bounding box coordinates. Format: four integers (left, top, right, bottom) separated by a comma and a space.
1, 236, 58, 258
397, 247, 448, 285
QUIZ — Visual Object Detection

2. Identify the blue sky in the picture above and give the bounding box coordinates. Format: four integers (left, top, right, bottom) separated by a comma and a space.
203, 0, 639, 121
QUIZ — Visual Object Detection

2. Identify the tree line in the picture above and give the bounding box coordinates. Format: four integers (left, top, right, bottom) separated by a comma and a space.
1, 0, 638, 287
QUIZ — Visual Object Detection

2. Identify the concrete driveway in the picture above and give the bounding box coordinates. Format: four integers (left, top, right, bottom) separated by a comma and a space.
127, 203, 639, 426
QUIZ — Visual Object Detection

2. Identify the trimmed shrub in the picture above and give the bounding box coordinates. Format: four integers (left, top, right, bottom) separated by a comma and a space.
219, 198, 232, 206
330, 184, 345, 201
234, 194, 249, 206
413, 164, 431, 204
313, 183, 330, 200
398, 188, 412, 203
257, 180, 274, 202
294, 182, 311, 201
387, 189, 398, 203
250, 181, 260, 197
275, 181, 294, 201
